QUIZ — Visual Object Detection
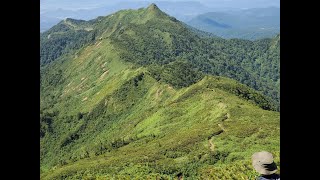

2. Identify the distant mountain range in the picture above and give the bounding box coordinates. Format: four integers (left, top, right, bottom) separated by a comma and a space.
41, 1, 280, 40
40, 1, 211, 32
187, 7, 280, 40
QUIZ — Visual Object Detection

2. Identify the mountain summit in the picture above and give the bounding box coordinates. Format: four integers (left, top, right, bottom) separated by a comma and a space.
147, 3, 160, 11
145, 3, 167, 17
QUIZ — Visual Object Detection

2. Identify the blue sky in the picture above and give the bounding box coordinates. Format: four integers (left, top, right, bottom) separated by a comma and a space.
41, 0, 280, 11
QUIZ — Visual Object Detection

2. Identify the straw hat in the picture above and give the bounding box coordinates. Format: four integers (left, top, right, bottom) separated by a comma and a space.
252, 151, 278, 175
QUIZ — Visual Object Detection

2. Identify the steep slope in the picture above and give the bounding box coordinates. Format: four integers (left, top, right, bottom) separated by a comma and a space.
41, 56, 279, 179
40, 4, 280, 179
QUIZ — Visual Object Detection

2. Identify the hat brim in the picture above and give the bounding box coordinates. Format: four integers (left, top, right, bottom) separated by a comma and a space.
253, 162, 278, 175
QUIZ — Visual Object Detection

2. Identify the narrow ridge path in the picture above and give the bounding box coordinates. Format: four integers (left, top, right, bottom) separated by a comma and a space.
208, 138, 215, 151
208, 123, 227, 152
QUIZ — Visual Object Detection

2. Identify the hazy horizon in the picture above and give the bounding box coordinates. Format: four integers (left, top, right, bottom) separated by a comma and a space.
41, 0, 279, 11
40, 0, 279, 32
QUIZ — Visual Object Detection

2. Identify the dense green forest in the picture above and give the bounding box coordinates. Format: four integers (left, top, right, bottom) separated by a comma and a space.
40, 4, 280, 179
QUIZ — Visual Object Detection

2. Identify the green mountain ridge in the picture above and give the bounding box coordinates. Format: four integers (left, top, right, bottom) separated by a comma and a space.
40, 4, 279, 179
40, 4, 280, 110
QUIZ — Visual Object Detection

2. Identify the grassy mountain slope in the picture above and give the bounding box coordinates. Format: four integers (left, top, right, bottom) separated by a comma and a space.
41, 55, 279, 179
40, 4, 280, 179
